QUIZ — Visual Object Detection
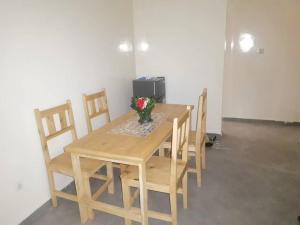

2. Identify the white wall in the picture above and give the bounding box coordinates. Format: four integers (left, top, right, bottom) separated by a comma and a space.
0, 1, 135, 224
132, 0, 228, 134
223, 0, 300, 122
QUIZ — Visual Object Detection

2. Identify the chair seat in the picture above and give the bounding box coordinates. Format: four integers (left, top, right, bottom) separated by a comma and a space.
188, 130, 206, 153
49, 152, 106, 177
121, 156, 187, 192
162, 131, 197, 151
188, 131, 196, 153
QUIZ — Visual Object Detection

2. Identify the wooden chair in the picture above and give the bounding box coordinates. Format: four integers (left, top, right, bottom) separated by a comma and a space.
34, 100, 114, 209
82, 89, 110, 133
120, 107, 191, 225
82, 89, 125, 171
188, 88, 207, 187
160, 88, 207, 187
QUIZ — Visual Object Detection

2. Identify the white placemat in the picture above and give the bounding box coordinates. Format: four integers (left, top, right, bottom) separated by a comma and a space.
109, 112, 167, 137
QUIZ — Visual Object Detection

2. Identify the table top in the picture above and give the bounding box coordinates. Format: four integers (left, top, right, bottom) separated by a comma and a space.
65, 104, 189, 165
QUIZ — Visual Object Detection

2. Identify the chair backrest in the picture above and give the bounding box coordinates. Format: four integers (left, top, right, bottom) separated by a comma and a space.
195, 88, 207, 150
34, 100, 78, 165
170, 106, 191, 187
82, 89, 111, 133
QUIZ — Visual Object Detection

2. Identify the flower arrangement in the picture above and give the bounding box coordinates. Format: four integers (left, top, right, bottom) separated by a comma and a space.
131, 97, 155, 124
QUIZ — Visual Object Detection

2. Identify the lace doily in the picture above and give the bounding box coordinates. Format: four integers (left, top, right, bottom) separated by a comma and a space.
109, 112, 167, 137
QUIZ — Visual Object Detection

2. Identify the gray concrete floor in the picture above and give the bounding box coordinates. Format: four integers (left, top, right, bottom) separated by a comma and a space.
21, 120, 300, 225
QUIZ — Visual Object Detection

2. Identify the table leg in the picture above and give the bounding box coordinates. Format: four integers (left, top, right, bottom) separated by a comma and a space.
83, 175, 95, 220
138, 163, 148, 225
121, 178, 132, 225
71, 154, 89, 224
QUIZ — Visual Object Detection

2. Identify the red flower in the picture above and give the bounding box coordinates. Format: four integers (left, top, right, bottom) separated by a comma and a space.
137, 98, 145, 110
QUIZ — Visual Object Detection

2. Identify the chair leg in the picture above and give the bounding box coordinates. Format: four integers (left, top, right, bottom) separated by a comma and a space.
106, 162, 114, 194
170, 188, 178, 225
121, 179, 132, 225
196, 150, 202, 187
47, 171, 58, 207
182, 172, 188, 209
165, 148, 172, 158
159, 146, 165, 157
201, 144, 206, 169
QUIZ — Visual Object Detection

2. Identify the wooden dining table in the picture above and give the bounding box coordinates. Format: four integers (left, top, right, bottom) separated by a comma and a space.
65, 103, 191, 225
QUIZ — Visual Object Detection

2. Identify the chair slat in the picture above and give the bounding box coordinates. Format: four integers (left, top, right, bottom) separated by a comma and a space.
85, 91, 105, 101
46, 126, 73, 141
59, 111, 67, 129
90, 100, 97, 115
40, 104, 68, 118
90, 109, 109, 119
46, 115, 56, 135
